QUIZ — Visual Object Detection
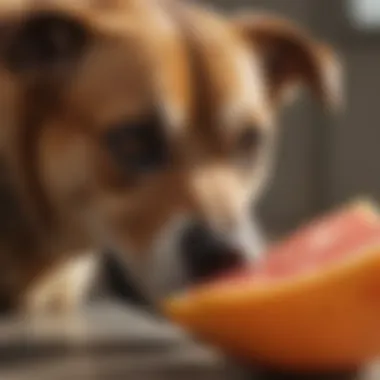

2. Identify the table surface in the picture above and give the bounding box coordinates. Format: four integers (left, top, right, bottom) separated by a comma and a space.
0, 302, 377, 380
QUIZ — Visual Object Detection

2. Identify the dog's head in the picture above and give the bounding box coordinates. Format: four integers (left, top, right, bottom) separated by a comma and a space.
0, 0, 341, 297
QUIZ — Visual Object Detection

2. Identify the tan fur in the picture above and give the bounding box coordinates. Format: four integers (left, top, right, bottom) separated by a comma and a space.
0, 0, 341, 314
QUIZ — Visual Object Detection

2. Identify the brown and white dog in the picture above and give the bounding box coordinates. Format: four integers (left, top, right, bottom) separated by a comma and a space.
0, 0, 341, 314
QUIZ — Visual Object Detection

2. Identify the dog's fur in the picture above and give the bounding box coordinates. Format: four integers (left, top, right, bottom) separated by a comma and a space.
0, 0, 341, 314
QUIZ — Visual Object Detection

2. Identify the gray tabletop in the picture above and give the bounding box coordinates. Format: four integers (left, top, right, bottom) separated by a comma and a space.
0, 302, 376, 380
0, 302, 242, 380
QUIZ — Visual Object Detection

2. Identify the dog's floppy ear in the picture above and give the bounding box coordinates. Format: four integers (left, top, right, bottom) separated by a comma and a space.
4, 11, 88, 74
233, 14, 342, 111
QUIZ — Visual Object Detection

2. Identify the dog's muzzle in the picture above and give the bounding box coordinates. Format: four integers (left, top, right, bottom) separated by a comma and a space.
180, 218, 266, 282
118, 215, 267, 300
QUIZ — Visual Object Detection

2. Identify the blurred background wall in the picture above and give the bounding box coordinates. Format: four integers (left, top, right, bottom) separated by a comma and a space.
201, 0, 380, 237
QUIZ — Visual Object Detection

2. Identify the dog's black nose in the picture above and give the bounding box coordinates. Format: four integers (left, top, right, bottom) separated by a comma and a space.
180, 221, 245, 282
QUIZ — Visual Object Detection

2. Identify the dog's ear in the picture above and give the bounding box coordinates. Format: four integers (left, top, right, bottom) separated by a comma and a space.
4, 11, 88, 74
233, 14, 343, 111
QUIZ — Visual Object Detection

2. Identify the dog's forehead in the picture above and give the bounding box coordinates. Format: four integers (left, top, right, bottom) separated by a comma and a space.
220, 37, 272, 131
166, 3, 273, 133
58, 0, 193, 130
64, 0, 271, 133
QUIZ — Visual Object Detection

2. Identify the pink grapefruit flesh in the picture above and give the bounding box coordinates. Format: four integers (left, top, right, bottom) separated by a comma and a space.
164, 200, 380, 370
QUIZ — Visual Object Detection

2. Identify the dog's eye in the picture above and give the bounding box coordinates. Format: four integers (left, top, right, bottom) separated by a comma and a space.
235, 128, 262, 161
105, 118, 170, 175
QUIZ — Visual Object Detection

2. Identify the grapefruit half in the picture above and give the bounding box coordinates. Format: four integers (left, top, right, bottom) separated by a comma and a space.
164, 200, 380, 370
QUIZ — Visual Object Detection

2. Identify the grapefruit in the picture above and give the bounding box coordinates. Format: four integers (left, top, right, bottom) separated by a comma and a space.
164, 200, 380, 371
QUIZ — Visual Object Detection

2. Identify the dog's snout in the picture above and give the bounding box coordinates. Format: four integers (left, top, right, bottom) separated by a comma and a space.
180, 221, 245, 282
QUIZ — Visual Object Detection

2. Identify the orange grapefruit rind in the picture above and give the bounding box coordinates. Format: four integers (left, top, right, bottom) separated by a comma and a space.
163, 199, 380, 370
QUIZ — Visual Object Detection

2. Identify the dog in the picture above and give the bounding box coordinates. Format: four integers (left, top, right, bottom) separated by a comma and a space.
0, 0, 341, 314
